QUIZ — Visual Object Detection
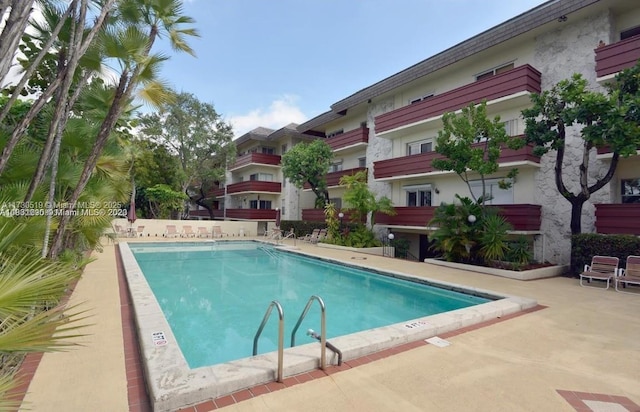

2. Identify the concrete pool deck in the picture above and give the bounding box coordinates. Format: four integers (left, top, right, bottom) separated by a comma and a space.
17, 236, 640, 412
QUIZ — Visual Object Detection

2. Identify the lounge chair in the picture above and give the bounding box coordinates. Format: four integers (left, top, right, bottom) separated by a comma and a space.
302, 229, 320, 243
135, 225, 145, 237
182, 225, 195, 238
164, 225, 179, 238
197, 227, 209, 238
615, 255, 640, 294
212, 226, 228, 238
311, 229, 327, 244
114, 224, 129, 237
579, 255, 619, 290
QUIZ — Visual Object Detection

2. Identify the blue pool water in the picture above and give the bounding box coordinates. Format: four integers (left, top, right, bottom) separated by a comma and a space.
130, 241, 490, 368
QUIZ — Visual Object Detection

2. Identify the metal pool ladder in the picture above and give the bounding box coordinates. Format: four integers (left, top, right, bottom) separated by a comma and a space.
253, 300, 284, 382
291, 295, 327, 370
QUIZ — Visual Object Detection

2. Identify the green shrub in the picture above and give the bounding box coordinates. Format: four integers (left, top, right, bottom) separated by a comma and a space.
571, 233, 640, 275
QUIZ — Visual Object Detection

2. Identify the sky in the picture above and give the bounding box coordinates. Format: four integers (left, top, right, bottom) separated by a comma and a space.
157, 0, 550, 137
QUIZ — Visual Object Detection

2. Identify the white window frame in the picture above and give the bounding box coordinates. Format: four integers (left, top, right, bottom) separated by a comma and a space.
469, 179, 514, 205
621, 178, 640, 203
249, 173, 273, 182
407, 138, 433, 156
475, 61, 515, 81
403, 184, 433, 207
409, 92, 434, 105
328, 161, 343, 173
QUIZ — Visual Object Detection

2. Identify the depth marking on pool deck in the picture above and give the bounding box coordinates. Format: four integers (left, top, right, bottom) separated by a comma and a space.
152, 331, 168, 346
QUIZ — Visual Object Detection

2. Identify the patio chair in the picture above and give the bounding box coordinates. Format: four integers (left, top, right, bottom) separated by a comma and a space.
113, 224, 128, 237
164, 225, 179, 238
212, 226, 228, 238
615, 255, 640, 294
182, 225, 195, 238
197, 227, 209, 238
135, 225, 145, 237
302, 228, 320, 243
311, 229, 327, 244
579, 255, 619, 290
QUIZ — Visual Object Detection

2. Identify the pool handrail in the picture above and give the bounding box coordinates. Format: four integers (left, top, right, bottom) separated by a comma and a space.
252, 300, 284, 382
290, 295, 326, 370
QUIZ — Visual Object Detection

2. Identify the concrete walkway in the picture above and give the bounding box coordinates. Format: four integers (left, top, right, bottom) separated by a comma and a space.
19, 238, 640, 411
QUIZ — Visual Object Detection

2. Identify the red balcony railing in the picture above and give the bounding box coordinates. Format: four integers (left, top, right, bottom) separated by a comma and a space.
229, 153, 281, 170
375, 204, 541, 231
595, 35, 640, 78
373, 140, 539, 179
187, 209, 224, 219
225, 208, 277, 220
304, 167, 367, 189
375, 64, 541, 134
326, 127, 369, 151
211, 188, 225, 198
595, 203, 640, 235
226, 181, 281, 194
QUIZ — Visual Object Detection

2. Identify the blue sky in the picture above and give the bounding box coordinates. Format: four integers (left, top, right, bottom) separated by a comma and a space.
158, 0, 549, 137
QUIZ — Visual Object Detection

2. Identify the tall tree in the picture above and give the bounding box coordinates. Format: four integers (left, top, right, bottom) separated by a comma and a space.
340, 169, 395, 229
49, 0, 199, 257
432, 102, 522, 211
137, 91, 235, 217
522, 63, 640, 234
281, 139, 333, 207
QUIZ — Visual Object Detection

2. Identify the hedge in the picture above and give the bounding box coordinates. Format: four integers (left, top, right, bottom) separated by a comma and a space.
571, 233, 640, 276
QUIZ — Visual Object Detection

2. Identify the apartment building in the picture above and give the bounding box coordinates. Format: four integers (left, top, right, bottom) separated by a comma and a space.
208, 124, 317, 234
294, 0, 640, 265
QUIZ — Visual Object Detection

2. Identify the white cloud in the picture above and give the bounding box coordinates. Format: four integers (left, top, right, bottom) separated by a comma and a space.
228, 95, 308, 138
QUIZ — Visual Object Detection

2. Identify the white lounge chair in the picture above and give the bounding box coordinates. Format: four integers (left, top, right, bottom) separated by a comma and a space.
164, 225, 179, 238
615, 255, 640, 294
579, 255, 619, 290
212, 226, 228, 238
182, 225, 195, 238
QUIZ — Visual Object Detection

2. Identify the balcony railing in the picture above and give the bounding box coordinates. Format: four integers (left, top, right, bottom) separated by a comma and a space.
375, 64, 542, 134
187, 209, 224, 219
375, 204, 541, 231
304, 167, 367, 189
226, 181, 281, 194
595, 35, 640, 78
595, 203, 640, 235
326, 126, 369, 151
229, 153, 281, 170
373, 140, 539, 179
225, 208, 277, 220
211, 188, 225, 198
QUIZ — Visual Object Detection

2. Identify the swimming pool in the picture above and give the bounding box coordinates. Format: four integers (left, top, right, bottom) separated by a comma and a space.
119, 240, 537, 411
129, 241, 490, 367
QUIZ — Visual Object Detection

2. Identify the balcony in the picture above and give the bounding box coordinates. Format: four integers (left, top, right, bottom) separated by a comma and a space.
225, 208, 277, 220
304, 167, 367, 189
226, 181, 281, 194
211, 187, 225, 198
595, 35, 640, 79
229, 153, 281, 171
375, 204, 541, 231
375, 64, 541, 134
595, 204, 640, 235
326, 127, 369, 152
187, 209, 224, 219
373, 140, 539, 180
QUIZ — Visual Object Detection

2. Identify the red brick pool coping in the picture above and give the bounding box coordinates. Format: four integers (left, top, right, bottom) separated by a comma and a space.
10, 248, 638, 412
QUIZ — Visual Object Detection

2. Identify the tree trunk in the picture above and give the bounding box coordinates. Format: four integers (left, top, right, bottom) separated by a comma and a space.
569, 198, 586, 235
0, 0, 35, 85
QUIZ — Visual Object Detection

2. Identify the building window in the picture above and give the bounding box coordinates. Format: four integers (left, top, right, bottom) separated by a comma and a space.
621, 178, 640, 203
327, 129, 343, 138
470, 179, 514, 204
403, 184, 432, 207
249, 200, 272, 209
503, 119, 519, 136
358, 157, 366, 168
409, 93, 434, 105
249, 173, 273, 181
329, 198, 342, 209
281, 144, 287, 154
621, 25, 640, 41
261, 147, 275, 155
407, 139, 433, 155
328, 162, 343, 173
476, 62, 514, 81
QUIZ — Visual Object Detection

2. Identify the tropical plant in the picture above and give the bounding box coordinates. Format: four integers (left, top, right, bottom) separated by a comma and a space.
506, 236, 533, 268
281, 139, 333, 207
339, 170, 395, 229
479, 213, 512, 262
428, 195, 482, 262
523, 62, 640, 235
432, 102, 521, 213
324, 202, 341, 242
145, 184, 188, 219
342, 225, 381, 248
